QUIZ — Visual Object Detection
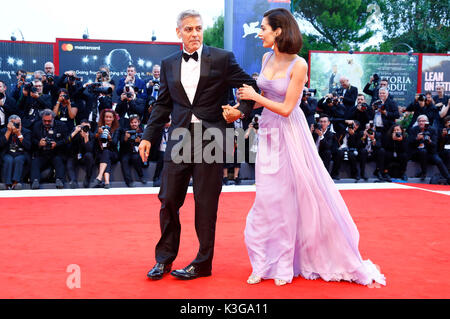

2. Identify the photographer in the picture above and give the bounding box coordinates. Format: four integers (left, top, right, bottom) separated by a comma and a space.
358, 122, 388, 181
115, 65, 147, 101
30, 109, 68, 189
383, 124, 408, 180
338, 76, 358, 109
56, 70, 84, 100
300, 88, 318, 127
317, 92, 347, 140
370, 87, 399, 135
244, 115, 260, 167
432, 86, 450, 131
53, 88, 78, 132
66, 119, 95, 188
11, 69, 27, 101
119, 115, 147, 187
331, 121, 361, 180
363, 75, 389, 106
405, 93, 439, 132
347, 94, 374, 132
115, 84, 145, 128
0, 80, 18, 129
92, 109, 121, 189
17, 79, 52, 130
438, 116, 450, 171
0, 115, 31, 190
312, 114, 338, 173
42, 62, 60, 101
82, 71, 114, 131
146, 64, 161, 100
408, 115, 450, 183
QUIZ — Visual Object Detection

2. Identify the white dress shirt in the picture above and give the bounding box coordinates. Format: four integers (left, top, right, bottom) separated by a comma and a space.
181, 45, 203, 123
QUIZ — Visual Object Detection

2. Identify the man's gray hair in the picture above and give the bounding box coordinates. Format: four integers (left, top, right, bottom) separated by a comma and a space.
34, 70, 45, 77
40, 109, 55, 118
177, 9, 202, 27
379, 87, 389, 93
417, 114, 429, 122
8, 114, 21, 122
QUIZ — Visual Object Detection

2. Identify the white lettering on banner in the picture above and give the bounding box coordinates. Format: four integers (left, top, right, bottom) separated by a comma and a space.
425, 72, 444, 82
74, 46, 101, 51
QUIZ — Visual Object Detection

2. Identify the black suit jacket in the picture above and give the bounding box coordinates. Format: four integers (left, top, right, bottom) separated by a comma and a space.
0, 96, 18, 128
342, 85, 358, 109
142, 45, 257, 161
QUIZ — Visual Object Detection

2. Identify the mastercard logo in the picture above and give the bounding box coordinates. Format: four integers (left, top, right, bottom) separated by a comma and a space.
61, 43, 74, 51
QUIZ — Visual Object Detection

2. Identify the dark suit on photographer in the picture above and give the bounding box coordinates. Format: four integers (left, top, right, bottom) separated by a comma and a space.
119, 124, 146, 187
17, 92, 52, 130
383, 129, 408, 179
312, 126, 337, 172
438, 127, 450, 170
371, 96, 399, 135
115, 96, 145, 128
0, 94, 18, 129
30, 118, 68, 188
406, 100, 439, 132
408, 124, 450, 182
331, 126, 362, 179
300, 94, 318, 128
66, 124, 95, 188
0, 124, 31, 186
318, 96, 347, 141
358, 127, 386, 180
348, 103, 374, 132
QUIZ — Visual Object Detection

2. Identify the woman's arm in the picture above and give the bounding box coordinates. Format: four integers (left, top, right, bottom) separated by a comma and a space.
239, 59, 308, 117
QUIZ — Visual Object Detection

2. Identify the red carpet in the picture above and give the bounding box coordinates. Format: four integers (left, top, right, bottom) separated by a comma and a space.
0, 187, 449, 299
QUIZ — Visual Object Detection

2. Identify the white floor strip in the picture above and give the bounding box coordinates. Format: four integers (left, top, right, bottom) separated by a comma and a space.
0, 182, 435, 199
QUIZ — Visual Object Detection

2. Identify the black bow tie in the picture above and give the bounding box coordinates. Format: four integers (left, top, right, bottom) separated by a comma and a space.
183, 51, 199, 62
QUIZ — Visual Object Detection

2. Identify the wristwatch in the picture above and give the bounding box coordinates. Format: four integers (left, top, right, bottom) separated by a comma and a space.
17, 135, 23, 139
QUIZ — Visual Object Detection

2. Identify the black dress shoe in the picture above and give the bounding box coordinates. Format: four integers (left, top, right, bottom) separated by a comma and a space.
170, 264, 211, 280
147, 263, 172, 280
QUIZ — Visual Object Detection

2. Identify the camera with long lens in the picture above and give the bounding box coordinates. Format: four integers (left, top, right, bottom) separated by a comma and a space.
24, 82, 38, 93
62, 94, 69, 101
43, 136, 54, 151
81, 125, 90, 133
89, 82, 113, 95
126, 129, 143, 141
99, 71, 108, 78
348, 123, 354, 130
124, 85, 137, 98
360, 102, 369, 111
46, 73, 54, 83
367, 121, 374, 135
395, 132, 402, 138
100, 125, 110, 143
13, 122, 20, 129
152, 79, 160, 92
67, 75, 81, 82
372, 73, 380, 87
313, 122, 320, 131
372, 99, 385, 111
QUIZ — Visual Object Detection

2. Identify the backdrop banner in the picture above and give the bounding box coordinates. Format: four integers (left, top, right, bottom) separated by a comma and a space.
421, 54, 450, 95
56, 39, 181, 83
0, 41, 54, 94
309, 51, 420, 106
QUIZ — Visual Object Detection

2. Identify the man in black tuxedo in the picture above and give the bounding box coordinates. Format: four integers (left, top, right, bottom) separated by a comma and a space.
338, 76, 358, 110
139, 10, 257, 280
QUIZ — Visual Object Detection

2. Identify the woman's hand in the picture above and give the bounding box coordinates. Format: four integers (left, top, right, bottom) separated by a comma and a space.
238, 84, 258, 101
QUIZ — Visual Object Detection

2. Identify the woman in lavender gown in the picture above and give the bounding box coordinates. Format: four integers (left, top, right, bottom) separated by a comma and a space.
238, 8, 386, 287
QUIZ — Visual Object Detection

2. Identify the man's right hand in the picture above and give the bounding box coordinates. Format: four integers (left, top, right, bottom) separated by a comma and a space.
139, 140, 151, 162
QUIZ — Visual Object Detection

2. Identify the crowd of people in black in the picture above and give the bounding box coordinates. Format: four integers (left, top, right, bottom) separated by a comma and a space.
0, 62, 166, 190
307, 75, 450, 184
0, 63, 449, 190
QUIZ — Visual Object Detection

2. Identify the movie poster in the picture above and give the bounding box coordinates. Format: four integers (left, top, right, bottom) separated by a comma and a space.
421, 54, 450, 95
309, 51, 419, 106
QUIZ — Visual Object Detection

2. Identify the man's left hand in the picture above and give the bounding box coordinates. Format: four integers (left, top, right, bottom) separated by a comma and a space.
222, 103, 241, 123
